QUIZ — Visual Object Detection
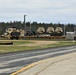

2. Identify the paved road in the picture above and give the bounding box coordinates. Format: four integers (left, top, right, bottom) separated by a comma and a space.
0, 46, 76, 75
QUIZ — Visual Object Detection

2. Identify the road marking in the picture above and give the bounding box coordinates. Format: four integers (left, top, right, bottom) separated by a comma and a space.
0, 48, 76, 74
10, 52, 76, 75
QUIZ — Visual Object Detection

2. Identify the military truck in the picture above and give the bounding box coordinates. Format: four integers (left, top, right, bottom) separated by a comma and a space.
37, 27, 45, 34
1, 27, 25, 39
54, 27, 63, 36
46, 27, 54, 36
10, 27, 20, 39
25, 30, 36, 36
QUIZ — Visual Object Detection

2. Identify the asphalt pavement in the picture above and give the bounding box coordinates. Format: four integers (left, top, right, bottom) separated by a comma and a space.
17, 52, 76, 75
0, 46, 76, 75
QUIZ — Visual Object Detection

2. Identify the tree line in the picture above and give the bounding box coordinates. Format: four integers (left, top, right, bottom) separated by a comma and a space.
0, 21, 75, 35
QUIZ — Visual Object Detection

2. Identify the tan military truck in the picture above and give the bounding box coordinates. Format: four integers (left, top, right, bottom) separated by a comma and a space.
55, 27, 63, 36
46, 27, 54, 36
1, 27, 25, 39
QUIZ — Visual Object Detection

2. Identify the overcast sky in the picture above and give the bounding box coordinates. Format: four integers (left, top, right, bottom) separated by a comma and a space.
0, 0, 76, 24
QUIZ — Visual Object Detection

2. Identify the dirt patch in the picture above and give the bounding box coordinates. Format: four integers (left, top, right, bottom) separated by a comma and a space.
18, 40, 59, 46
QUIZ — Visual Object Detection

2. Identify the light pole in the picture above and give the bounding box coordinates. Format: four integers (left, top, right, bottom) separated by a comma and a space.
24, 15, 27, 36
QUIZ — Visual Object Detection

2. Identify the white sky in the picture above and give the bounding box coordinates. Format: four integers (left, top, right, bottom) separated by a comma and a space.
0, 0, 76, 24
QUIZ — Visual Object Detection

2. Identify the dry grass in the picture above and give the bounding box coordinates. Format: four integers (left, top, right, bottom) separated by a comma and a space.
0, 40, 76, 53
18, 40, 59, 46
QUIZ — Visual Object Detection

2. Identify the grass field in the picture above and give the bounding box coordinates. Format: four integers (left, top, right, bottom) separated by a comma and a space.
0, 40, 76, 54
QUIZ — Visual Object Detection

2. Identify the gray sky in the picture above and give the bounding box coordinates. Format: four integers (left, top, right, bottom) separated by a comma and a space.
0, 0, 76, 24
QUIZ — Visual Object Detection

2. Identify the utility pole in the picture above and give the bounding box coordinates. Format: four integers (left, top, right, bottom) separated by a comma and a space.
24, 15, 27, 36
64, 25, 65, 36
74, 25, 76, 35
30, 21, 31, 32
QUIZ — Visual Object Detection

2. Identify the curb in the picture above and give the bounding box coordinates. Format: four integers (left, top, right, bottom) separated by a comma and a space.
10, 52, 76, 75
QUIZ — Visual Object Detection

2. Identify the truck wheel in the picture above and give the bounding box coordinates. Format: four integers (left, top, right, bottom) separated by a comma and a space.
16, 37, 19, 40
